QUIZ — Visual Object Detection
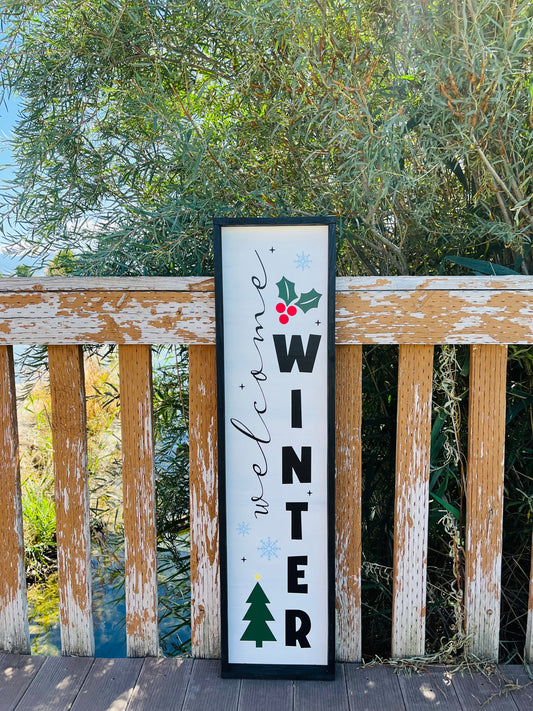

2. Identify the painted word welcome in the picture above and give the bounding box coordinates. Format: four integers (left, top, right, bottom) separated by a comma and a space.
214, 218, 335, 680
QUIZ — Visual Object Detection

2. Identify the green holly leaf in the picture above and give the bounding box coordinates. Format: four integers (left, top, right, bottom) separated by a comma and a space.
296, 288, 322, 313
276, 276, 297, 305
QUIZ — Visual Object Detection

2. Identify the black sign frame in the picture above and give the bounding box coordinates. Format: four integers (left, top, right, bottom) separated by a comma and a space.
214, 216, 335, 680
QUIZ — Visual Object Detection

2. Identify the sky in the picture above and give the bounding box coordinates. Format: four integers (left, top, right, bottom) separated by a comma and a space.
0, 91, 40, 273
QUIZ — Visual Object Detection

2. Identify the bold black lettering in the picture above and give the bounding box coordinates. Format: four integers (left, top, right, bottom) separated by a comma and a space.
287, 556, 308, 593
273, 334, 321, 373
291, 389, 302, 428
285, 502, 308, 539
285, 610, 311, 648
282, 446, 311, 484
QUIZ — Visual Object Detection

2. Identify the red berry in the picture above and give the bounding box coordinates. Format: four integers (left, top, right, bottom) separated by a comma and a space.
276, 302, 286, 313
279, 314, 289, 325
287, 305, 297, 316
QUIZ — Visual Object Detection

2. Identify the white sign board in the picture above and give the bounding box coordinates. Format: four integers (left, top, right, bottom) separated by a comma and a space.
214, 218, 335, 679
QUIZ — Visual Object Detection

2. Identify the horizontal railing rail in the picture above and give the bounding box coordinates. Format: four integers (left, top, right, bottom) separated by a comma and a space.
0, 276, 532, 662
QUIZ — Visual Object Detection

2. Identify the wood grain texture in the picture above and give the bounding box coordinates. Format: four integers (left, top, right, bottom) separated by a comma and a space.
392, 345, 434, 658
507, 665, 533, 711
0, 346, 29, 654
451, 668, 518, 711
0, 654, 45, 710
119, 345, 158, 657
48, 345, 94, 656
70, 658, 143, 711
189, 345, 220, 658
465, 344, 507, 661
335, 344, 362, 662
182, 660, 239, 711
238, 678, 293, 711
0, 276, 531, 345
526, 533, 533, 663
126, 657, 194, 711
294, 664, 348, 711
13, 656, 93, 711
397, 667, 463, 710
344, 663, 405, 710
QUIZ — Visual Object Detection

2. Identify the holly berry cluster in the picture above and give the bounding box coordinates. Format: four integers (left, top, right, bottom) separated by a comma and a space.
276, 302, 297, 324
275, 275, 322, 325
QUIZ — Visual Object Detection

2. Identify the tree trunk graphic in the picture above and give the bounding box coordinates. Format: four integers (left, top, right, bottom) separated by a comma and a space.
240, 580, 276, 648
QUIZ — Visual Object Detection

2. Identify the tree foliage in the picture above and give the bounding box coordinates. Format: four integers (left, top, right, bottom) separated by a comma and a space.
2, 0, 533, 661
1, 0, 532, 275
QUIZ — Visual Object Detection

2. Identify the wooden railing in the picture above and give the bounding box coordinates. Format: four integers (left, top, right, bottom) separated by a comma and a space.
0, 275, 532, 662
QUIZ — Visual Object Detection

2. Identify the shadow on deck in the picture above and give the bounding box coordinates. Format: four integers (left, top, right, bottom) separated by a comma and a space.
1, 655, 533, 711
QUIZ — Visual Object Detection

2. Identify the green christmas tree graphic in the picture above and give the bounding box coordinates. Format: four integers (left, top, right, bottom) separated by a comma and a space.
240, 576, 276, 648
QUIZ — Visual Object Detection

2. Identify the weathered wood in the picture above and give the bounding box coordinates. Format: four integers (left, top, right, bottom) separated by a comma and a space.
335, 344, 362, 662
0, 654, 45, 710
507, 665, 533, 711
13, 656, 93, 711
294, 664, 348, 711
335, 284, 533, 345
465, 344, 507, 660
4, 658, 533, 710
189, 344, 220, 659
182, 659, 240, 711
119, 345, 158, 657
392, 345, 434, 658
397, 667, 463, 710
526, 533, 533, 663
127, 657, 194, 711
0, 276, 531, 345
0, 290, 216, 345
344, 663, 405, 710
70, 657, 143, 711
451, 667, 518, 711
238, 678, 293, 711
0, 346, 29, 654
48, 345, 94, 656
1, 274, 531, 293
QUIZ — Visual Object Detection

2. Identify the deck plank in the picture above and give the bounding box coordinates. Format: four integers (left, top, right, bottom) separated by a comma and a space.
182, 660, 240, 711
69, 658, 143, 711
126, 658, 193, 711
452, 667, 519, 710
4, 658, 533, 710
504, 666, 533, 711
294, 664, 348, 711
14, 656, 93, 711
396, 667, 462, 710
0, 654, 45, 711
344, 664, 405, 710
238, 678, 293, 711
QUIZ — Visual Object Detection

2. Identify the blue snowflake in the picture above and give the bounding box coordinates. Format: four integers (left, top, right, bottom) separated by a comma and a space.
257, 537, 281, 561
236, 521, 251, 536
294, 251, 312, 271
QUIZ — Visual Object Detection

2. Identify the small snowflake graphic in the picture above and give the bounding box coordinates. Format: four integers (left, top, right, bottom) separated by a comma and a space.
237, 521, 251, 537
257, 537, 281, 561
294, 251, 312, 271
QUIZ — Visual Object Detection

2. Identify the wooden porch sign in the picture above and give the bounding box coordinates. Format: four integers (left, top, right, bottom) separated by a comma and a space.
214, 217, 335, 679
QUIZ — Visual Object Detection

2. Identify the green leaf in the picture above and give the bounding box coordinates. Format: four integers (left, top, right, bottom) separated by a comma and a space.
442, 256, 520, 276
430, 492, 460, 520
276, 276, 297, 305
295, 288, 322, 313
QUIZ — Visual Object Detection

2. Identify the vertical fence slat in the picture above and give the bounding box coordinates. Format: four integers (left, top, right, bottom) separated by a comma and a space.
335, 344, 362, 662
48, 345, 94, 656
392, 344, 434, 658
465, 344, 507, 661
189, 344, 220, 658
526, 535, 533, 662
0, 345, 29, 654
119, 344, 158, 657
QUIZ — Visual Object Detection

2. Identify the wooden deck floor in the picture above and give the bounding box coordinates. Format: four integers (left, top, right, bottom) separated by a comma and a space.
2, 655, 533, 711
